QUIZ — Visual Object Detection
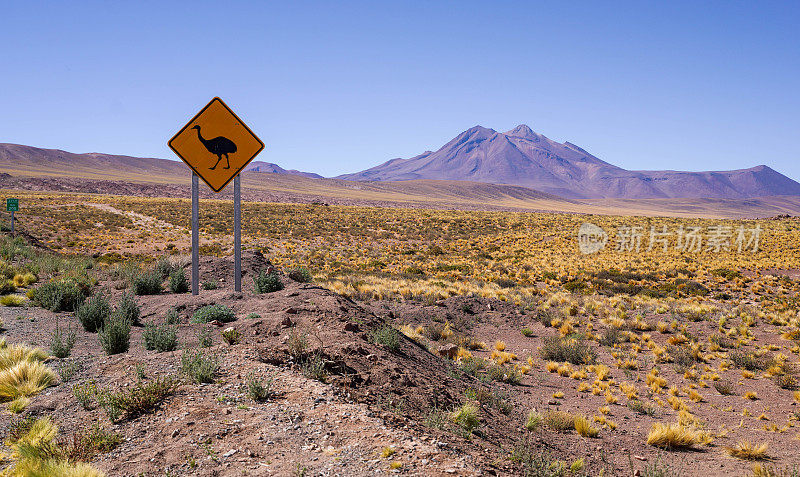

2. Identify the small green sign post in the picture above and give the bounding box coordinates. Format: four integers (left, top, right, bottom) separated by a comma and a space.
6, 198, 18, 234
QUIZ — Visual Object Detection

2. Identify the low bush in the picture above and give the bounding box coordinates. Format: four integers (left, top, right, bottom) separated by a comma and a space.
486, 364, 523, 384
197, 328, 213, 348
287, 267, 313, 283
50, 325, 76, 359
32, 279, 88, 312
113, 293, 140, 325
56, 361, 78, 382
713, 380, 736, 395
165, 308, 180, 325
72, 380, 98, 410
627, 399, 656, 416
369, 325, 400, 351
254, 269, 283, 293
98, 313, 131, 355
180, 349, 218, 383
191, 304, 235, 323
168, 267, 189, 294
301, 353, 327, 381
130, 269, 162, 295
539, 336, 597, 365
142, 323, 178, 352
98, 376, 176, 421
76, 292, 110, 332
153, 257, 174, 279
730, 350, 773, 371
201, 280, 218, 290
63, 424, 123, 462
245, 371, 275, 402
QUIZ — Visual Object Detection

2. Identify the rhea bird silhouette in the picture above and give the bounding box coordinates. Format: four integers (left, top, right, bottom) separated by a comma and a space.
191, 125, 237, 170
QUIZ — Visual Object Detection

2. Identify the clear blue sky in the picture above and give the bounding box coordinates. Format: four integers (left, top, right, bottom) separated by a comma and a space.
1, 1, 798, 180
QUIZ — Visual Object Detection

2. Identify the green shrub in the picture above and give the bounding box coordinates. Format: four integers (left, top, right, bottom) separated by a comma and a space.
197, 328, 213, 347
713, 380, 735, 395
521, 327, 534, 337
165, 308, 180, 325
301, 353, 327, 381
76, 292, 110, 332
153, 257, 175, 279
50, 325, 77, 358
730, 350, 773, 371
191, 304, 235, 323
33, 279, 88, 312
57, 361, 79, 382
245, 371, 275, 402
287, 267, 312, 283
627, 399, 656, 416
98, 376, 176, 421
369, 325, 400, 351
130, 269, 162, 295
539, 336, 597, 365
201, 280, 218, 290
72, 380, 99, 410
99, 313, 131, 355
63, 424, 123, 462
180, 349, 219, 383
245, 312, 261, 320
113, 293, 140, 325
486, 364, 523, 384
254, 269, 283, 293
142, 323, 178, 352
169, 267, 189, 294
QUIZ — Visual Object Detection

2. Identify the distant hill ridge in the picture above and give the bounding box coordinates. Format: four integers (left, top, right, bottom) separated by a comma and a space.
338, 125, 800, 199
0, 143, 318, 182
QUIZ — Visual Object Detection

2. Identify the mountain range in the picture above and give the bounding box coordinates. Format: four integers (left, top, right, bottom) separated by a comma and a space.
2, 122, 799, 201
338, 125, 800, 200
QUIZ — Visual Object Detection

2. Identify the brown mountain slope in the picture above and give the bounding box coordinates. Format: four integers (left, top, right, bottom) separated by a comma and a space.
0, 143, 319, 182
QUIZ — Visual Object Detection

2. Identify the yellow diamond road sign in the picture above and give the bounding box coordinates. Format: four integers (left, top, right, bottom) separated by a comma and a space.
168, 97, 264, 192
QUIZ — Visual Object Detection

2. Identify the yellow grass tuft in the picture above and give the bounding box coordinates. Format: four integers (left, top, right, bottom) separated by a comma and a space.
574, 415, 600, 438
494, 341, 506, 352
0, 360, 56, 402
726, 441, 768, 460
646, 422, 706, 449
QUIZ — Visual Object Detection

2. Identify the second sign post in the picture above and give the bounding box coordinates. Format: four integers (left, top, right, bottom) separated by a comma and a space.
168, 97, 265, 294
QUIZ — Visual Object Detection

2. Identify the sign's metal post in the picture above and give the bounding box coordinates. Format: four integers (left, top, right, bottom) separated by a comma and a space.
9, 211, 13, 234
191, 173, 200, 295
234, 174, 242, 292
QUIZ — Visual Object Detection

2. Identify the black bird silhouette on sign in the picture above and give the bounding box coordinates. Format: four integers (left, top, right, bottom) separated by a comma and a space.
191, 125, 237, 170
